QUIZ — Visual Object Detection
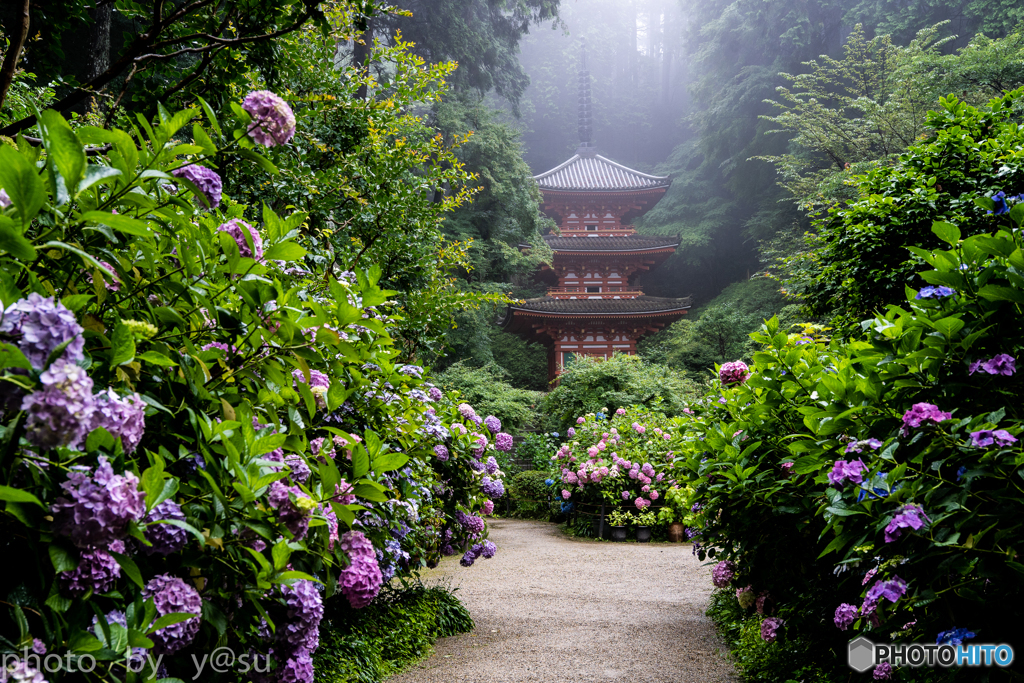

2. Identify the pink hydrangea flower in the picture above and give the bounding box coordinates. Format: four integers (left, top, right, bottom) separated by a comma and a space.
217, 219, 263, 261
616, 407, 626, 415
719, 360, 750, 385
576, 417, 585, 424
242, 90, 296, 147
561, 490, 571, 500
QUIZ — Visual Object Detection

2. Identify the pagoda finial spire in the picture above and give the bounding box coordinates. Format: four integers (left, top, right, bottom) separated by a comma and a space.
577, 39, 593, 155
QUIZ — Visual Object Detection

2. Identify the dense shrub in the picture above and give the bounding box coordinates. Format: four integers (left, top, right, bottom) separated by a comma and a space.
430, 361, 543, 431
314, 583, 473, 683
512, 432, 560, 472
794, 88, 1024, 329
505, 470, 557, 520
541, 354, 697, 431
0, 101, 505, 682
675, 201, 1024, 679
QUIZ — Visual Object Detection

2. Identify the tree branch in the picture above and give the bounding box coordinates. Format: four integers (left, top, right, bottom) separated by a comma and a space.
0, 0, 31, 111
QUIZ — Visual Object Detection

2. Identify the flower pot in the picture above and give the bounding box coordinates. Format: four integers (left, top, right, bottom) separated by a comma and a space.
611, 526, 628, 542
668, 522, 685, 543
636, 526, 652, 543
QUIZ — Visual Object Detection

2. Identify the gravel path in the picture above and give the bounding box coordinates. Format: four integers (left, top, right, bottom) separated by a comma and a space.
388, 518, 739, 683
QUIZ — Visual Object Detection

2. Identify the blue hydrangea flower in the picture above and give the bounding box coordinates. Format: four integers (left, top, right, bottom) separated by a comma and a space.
937, 627, 976, 645
989, 191, 1009, 215
915, 286, 956, 300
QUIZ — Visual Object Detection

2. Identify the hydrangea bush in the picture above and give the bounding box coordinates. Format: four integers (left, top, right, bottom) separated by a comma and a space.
672, 205, 1024, 678
0, 100, 501, 682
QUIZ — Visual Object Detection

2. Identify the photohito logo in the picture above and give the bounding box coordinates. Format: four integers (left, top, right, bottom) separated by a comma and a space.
848, 637, 1015, 672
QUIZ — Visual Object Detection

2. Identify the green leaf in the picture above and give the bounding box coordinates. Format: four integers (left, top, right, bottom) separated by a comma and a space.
109, 322, 136, 367
264, 241, 307, 262
351, 445, 369, 479
825, 506, 864, 517
352, 483, 389, 502
78, 165, 122, 194
931, 221, 961, 246
978, 284, 1024, 304
39, 109, 86, 193
0, 215, 37, 260
0, 343, 32, 371
371, 453, 409, 473
109, 551, 143, 588
138, 350, 178, 366
49, 544, 79, 573
147, 612, 198, 634
236, 147, 279, 175
0, 485, 44, 507
932, 316, 965, 338
80, 211, 152, 237
0, 142, 46, 228
192, 124, 217, 154
272, 540, 292, 570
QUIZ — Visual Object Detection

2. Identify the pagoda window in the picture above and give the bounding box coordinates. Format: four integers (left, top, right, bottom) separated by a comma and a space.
586, 286, 601, 293
562, 351, 577, 368
585, 224, 598, 231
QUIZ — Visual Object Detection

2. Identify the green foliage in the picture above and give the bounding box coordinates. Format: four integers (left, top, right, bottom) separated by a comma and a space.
0, 89, 504, 680
641, 278, 798, 380
793, 88, 1024, 328
431, 361, 543, 430
506, 470, 557, 520
671, 197, 1024, 677
542, 354, 696, 431
315, 583, 474, 683
512, 432, 558, 471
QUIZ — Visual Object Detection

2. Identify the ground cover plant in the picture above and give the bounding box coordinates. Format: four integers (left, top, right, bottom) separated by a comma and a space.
0, 91, 511, 683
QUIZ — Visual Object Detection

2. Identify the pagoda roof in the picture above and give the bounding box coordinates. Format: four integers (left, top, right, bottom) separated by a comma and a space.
544, 235, 680, 252
533, 152, 671, 192
503, 295, 692, 318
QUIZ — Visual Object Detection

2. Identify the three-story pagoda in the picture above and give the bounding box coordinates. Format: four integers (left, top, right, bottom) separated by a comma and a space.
501, 57, 691, 383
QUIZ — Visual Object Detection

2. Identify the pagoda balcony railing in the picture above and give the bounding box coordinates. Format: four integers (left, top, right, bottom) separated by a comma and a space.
548, 287, 643, 300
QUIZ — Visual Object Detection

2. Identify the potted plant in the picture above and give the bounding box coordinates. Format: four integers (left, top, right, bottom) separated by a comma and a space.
607, 508, 632, 542
660, 487, 687, 542
635, 509, 656, 542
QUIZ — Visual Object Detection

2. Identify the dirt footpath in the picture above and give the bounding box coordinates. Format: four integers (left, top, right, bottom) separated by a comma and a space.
388, 518, 739, 683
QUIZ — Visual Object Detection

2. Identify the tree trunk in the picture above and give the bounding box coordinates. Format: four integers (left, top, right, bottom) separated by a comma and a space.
353, 19, 373, 99
0, 0, 31, 111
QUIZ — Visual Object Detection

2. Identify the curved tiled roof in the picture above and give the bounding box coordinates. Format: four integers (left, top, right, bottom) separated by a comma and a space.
507, 296, 691, 316
544, 235, 680, 252
534, 153, 671, 191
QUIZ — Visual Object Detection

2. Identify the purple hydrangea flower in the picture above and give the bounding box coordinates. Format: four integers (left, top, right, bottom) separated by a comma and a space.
91, 389, 147, 453
291, 368, 330, 389
827, 459, 867, 487
60, 540, 124, 596
0, 188, 10, 208
969, 429, 1017, 448
902, 403, 951, 429
460, 547, 479, 567
51, 457, 145, 547
267, 480, 313, 539
217, 218, 263, 261
284, 454, 311, 484
427, 387, 443, 401
22, 360, 95, 449
277, 649, 314, 683
142, 574, 202, 654
433, 445, 449, 461
458, 403, 476, 419
485, 456, 499, 474
242, 90, 296, 147
915, 286, 955, 299
495, 432, 513, 452
1, 293, 85, 370
845, 438, 883, 454
480, 477, 505, 499
760, 617, 784, 643
873, 663, 892, 680
711, 560, 736, 588
834, 603, 858, 630
719, 360, 750, 385
140, 500, 188, 556
969, 354, 1016, 376
0, 660, 46, 683
884, 504, 930, 543
278, 580, 323, 651
567, 427, 575, 438
483, 415, 501, 433
480, 540, 497, 559
338, 531, 382, 608
171, 164, 222, 209
865, 575, 908, 607
455, 511, 485, 534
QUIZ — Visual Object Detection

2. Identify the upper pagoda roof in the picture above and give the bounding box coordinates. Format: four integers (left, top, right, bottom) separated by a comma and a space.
544, 235, 680, 252
533, 150, 671, 193
505, 295, 692, 317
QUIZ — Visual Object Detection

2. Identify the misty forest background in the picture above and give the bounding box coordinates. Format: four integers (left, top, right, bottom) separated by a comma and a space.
8, 0, 1024, 396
